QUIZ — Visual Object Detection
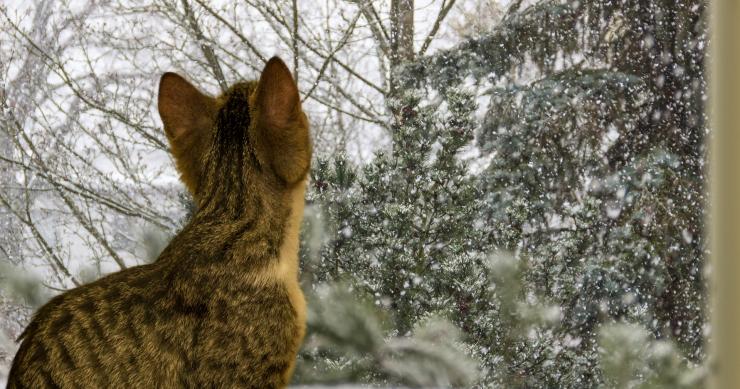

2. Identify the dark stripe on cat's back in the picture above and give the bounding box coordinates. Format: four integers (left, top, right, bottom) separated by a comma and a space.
41, 371, 61, 389
72, 313, 115, 368
48, 310, 72, 335
215, 84, 251, 156
124, 318, 144, 348
81, 345, 106, 386
53, 337, 75, 370
66, 318, 107, 388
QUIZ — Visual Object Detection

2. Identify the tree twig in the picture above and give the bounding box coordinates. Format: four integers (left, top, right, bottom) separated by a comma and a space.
419, 0, 457, 55
181, 0, 228, 92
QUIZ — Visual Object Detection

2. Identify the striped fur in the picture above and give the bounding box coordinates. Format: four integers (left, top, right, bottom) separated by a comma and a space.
7, 57, 311, 388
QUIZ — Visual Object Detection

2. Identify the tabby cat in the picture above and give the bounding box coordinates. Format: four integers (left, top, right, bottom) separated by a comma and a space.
7, 56, 311, 388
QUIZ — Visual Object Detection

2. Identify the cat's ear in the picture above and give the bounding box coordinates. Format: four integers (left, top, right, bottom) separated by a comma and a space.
158, 73, 216, 195
158, 72, 215, 141
253, 57, 311, 184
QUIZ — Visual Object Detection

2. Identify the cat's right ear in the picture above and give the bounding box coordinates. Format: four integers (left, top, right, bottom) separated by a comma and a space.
158, 73, 216, 196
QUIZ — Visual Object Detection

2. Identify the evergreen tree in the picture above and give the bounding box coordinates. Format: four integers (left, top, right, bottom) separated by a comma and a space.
301, 0, 707, 387
407, 0, 706, 385
310, 86, 489, 336
295, 85, 495, 386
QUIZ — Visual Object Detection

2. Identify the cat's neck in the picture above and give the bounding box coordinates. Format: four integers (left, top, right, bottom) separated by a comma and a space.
163, 180, 307, 271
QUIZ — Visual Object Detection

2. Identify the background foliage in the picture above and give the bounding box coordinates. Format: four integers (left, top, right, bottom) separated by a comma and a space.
0, 0, 707, 387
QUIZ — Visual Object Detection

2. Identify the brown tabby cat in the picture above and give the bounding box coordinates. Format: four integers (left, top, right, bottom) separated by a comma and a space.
7, 57, 311, 388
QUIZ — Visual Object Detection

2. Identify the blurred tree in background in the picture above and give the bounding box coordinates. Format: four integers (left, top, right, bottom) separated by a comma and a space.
300, 0, 708, 387
0, 0, 708, 387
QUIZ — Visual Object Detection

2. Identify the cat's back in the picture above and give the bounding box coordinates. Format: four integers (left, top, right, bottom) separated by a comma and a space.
7, 263, 191, 388
8, 254, 305, 388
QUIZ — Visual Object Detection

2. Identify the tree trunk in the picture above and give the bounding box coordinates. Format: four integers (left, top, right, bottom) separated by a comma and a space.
389, 0, 414, 98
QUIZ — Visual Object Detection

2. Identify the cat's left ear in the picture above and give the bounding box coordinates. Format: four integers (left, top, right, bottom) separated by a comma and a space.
158, 73, 216, 196
158, 73, 215, 141
253, 57, 311, 185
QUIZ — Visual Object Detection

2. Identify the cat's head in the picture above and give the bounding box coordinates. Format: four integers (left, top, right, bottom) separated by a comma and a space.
157, 57, 311, 213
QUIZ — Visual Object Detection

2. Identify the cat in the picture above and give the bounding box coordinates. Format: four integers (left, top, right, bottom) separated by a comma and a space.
7, 56, 311, 388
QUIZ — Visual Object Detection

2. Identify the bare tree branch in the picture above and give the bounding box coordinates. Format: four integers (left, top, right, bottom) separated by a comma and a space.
351, 0, 391, 57
419, 0, 457, 55
180, 0, 228, 92
191, 0, 267, 63
292, 0, 299, 82
0, 191, 80, 287
246, 0, 386, 95
302, 11, 362, 102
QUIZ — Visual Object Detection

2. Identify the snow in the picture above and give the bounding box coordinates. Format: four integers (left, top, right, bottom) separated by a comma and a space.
0, 0, 708, 387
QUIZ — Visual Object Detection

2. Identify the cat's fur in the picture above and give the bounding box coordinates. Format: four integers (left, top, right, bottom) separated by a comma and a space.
7, 57, 311, 388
